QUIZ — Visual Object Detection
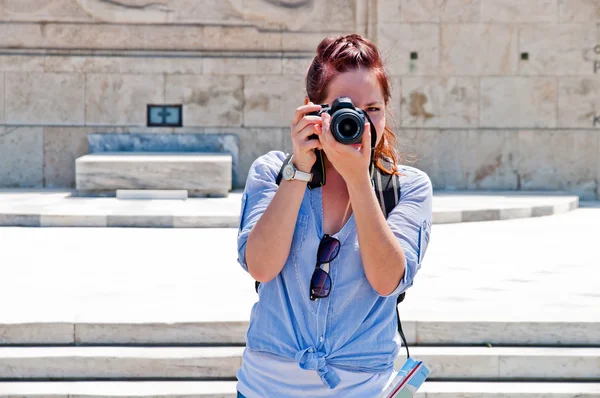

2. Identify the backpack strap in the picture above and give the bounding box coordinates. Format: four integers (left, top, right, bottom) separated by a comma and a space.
373, 159, 401, 218
395, 292, 409, 359
372, 160, 410, 360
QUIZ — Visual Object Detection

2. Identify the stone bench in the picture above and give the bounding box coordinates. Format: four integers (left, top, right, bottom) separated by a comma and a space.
75, 152, 232, 197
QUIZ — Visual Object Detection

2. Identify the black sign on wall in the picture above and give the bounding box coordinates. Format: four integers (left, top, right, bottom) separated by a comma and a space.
147, 105, 183, 127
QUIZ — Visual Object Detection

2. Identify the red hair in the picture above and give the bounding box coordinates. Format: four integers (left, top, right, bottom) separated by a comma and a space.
306, 34, 400, 174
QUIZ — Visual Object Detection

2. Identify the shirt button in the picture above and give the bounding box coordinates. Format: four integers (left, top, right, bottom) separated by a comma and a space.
320, 336, 324, 343
308, 348, 314, 353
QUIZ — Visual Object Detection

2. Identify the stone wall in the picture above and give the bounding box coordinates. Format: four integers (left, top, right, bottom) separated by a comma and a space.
0, 0, 599, 198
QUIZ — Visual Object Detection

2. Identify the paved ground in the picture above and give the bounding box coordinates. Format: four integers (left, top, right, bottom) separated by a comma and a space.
1, 202, 598, 326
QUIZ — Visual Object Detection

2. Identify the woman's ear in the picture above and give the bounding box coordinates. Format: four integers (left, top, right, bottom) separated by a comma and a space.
304, 96, 310, 105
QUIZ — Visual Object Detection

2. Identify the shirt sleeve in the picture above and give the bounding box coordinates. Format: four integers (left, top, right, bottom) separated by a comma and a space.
378, 169, 433, 297
237, 151, 286, 272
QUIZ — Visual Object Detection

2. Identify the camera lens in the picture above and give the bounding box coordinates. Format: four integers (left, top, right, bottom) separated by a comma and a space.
338, 118, 358, 138
332, 111, 363, 144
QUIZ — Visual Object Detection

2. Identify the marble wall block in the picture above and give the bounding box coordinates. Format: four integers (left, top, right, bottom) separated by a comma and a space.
304, 0, 356, 32
0, 56, 45, 72
78, 0, 172, 23
0, 73, 4, 123
281, 32, 332, 53
5, 72, 85, 125
377, 23, 440, 75
401, 0, 480, 22
401, 0, 438, 21
437, 0, 481, 21
243, 0, 355, 31
2, 0, 92, 22
559, 0, 600, 22
428, 129, 469, 190
462, 130, 519, 190
280, 127, 294, 155
401, 77, 479, 128
396, 129, 438, 178
203, 57, 282, 76
480, 77, 557, 128
166, 0, 245, 24
378, 0, 403, 23
397, 129, 468, 189
43, 127, 89, 188
517, 130, 598, 200
282, 58, 312, 75
0, 127, 44, 188
204, 26, 282, 52
441, 24, 518, 75
481, 0, 558, 23
0, 23, 45, 48
520, 24, 597, 75
122, 25, 204, 50
40, 24, 206, 51
388, 76, 403, 131
44, 56, 204, 75
242, 0, 295, 30
79, 0, 243, 25
85, 74, 164, 126
558, 78, 600, 128
42, 23, 141, 49
244, 75, 305, 128
165, 75, 243, 127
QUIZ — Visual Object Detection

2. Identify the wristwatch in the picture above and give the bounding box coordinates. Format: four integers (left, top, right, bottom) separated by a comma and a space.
282, 155, 312, 182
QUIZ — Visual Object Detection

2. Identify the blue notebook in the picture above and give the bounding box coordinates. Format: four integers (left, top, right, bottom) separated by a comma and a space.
380, 357, 431, 398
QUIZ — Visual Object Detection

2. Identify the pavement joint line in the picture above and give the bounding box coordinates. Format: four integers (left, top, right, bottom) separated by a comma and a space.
0, 190, 582, 227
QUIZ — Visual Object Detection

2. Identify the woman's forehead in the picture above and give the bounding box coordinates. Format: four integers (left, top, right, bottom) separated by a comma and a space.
325, 70, 384, 106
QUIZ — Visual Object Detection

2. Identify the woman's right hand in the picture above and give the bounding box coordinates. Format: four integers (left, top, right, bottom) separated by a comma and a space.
290, 102, 324, 173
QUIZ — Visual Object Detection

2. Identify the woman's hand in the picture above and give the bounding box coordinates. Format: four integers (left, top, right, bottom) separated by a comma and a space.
290, 102, 324, 173
314, 112, 372, 187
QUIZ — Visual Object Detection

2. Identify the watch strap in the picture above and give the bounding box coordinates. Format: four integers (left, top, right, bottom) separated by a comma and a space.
292, 168, 312, 182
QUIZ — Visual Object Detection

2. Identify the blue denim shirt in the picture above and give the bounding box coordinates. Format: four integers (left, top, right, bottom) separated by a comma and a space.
237, 151, 432, 390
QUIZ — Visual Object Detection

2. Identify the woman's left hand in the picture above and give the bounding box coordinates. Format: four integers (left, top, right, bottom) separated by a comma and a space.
314, 112, 372, 187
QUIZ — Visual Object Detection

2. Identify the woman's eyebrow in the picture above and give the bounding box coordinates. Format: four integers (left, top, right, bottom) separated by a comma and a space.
365, 101, 383, 107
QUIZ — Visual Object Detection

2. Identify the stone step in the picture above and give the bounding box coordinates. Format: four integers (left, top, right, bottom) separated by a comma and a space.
0, 190, 581, 227
0, 381, 599, 398
0, 346, 598, 381
3, 320, 599, 347
75, 152, 232, 198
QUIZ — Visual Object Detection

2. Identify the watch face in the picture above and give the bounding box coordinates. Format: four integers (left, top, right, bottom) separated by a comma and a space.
283, 164, 295, 180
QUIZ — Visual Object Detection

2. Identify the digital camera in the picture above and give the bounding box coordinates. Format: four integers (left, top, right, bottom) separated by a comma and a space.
308, 97, 366, 145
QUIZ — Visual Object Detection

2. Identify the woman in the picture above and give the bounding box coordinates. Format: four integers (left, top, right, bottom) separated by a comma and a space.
236, 34, 433, 397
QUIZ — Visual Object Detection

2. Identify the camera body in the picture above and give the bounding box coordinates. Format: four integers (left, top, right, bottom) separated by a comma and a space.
308, 97, 366, 145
